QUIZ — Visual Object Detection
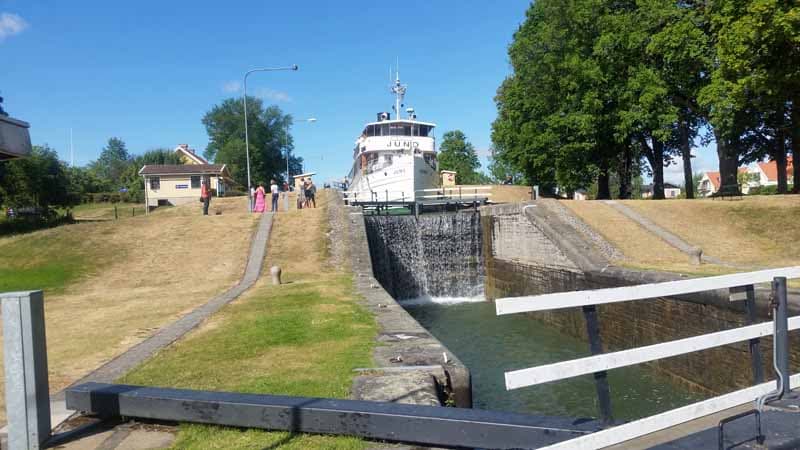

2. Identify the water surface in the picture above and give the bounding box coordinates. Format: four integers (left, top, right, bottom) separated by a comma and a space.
402, 296, 706, 421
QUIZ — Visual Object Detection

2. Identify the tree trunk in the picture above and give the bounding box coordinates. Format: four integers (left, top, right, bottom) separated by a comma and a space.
678, 119, 695, 199
793, 98, 800, 194
648, 138, 666, 200
715, 130, 740, 196
596, 160, 611, 200
774, 127, 788, 194
618, 144, 633, 199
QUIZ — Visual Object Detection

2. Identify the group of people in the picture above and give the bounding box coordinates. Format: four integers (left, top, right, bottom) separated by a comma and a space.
251, 177, 316, 213
296, 177, 317, 210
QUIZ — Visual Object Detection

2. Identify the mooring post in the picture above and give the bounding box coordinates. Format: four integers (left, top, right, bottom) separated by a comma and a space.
744, 285, 764, 383
581, 304, 613, 425
2, 291, 51, 450
114, 205, 118, 220
773, 277, 790, 396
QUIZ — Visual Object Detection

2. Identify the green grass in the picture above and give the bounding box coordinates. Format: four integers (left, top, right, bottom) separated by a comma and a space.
121, 274, 377, 449
0, 225, 115, 293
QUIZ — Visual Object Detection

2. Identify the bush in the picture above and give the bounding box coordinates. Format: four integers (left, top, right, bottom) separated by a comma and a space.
748, 184, 794, 195
0, 211, 74, 236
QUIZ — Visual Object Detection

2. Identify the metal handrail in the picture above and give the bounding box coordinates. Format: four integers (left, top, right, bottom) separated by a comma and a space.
495, 268, 800, 449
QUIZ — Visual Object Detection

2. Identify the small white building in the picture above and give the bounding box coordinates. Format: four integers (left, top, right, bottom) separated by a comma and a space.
642, 183, 681, 199
139, 164, 233, 208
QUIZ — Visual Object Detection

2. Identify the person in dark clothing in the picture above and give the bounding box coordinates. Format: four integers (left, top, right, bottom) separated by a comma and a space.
305, 179, 317, 208
201, 177, 211, 215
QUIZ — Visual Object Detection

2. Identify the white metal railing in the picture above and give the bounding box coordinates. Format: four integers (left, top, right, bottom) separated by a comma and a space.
496, 266, 800, 315
495, 266, 800, 449
342, 186, 493, 202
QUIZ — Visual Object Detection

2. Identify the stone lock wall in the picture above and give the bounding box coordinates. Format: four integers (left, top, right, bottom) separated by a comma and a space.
481, 202, 799, 396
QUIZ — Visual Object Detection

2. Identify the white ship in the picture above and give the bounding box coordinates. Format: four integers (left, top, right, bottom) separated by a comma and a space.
346, 72, 438, 203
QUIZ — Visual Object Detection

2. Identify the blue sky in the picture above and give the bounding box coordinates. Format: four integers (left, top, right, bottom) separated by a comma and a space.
2, 0, 718, 184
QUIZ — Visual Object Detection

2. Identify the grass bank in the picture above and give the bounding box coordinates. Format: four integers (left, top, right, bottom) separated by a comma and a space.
0, 197, 257, 422
122, 194, 378, 449
563, 196, 800, 276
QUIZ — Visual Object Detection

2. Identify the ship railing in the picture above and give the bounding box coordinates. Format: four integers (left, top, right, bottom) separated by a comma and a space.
414, 186, 492, 201
342, 190, 413, 204
495, 266, 800, 449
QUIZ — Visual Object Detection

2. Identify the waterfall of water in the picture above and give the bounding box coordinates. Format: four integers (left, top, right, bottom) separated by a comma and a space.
364, 212, 484, 300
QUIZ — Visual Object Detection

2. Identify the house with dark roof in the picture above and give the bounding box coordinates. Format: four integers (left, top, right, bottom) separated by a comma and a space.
139, 164, 233, 208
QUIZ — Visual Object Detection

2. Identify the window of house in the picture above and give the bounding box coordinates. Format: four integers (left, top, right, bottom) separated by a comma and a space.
191, 176, 201, 189
150, 177, 160, 190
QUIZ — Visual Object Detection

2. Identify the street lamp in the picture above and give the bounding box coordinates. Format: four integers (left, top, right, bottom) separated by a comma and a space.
243, 65, 298, 212
285, 117, 317, 211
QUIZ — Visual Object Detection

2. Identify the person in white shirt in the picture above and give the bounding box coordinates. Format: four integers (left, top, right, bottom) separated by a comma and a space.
270, 179, 280, 212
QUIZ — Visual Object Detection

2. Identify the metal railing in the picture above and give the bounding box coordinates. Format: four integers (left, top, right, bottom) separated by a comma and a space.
495, 266, 800, 449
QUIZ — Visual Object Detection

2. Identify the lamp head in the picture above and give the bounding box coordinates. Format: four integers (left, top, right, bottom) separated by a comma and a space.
292, 65, 299, 71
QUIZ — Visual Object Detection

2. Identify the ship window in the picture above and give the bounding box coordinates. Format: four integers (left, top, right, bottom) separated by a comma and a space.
380, 124, 390, 136
384, 154, 393, 164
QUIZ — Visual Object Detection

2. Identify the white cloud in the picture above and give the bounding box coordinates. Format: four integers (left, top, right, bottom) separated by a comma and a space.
0, 13, 29, 42
255, 87, 292, 103
222, 80, 241, 93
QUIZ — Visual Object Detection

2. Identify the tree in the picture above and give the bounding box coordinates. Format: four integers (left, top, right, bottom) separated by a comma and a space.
700, 0, 800, 195
0, 145, 74, 209
89, 137, 131, 189
438, 130, 482, 185
202, 97, 302, 187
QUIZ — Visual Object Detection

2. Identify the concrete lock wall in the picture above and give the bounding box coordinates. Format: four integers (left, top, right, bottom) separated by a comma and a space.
480, 201, 800, 396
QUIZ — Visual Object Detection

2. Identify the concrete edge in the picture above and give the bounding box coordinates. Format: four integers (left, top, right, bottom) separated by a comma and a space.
328, 192, 472, 408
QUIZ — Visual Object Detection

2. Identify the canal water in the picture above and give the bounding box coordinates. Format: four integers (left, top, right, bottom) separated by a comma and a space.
365, 212, 706, 421
401, 294, 706, 421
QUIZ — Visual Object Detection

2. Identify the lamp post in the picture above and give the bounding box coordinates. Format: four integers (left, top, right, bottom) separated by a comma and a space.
243, 65, 298, 212
284, 117, 317, 211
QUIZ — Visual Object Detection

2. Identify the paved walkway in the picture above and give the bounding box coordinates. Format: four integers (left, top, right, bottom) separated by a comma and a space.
1, 212, 275, 448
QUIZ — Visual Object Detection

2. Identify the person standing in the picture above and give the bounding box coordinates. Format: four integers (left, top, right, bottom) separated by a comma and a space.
253, 182, 266, 213
200, 177, 211, 215
270, 179, 279, 212
296, 177, 305, 210
305, 178, 317, 208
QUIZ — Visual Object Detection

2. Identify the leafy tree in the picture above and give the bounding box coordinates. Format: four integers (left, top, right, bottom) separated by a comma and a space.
202, 97, 302, 187
700, 0, 800, 195
438, 130, 482, 185
89, 137, 131, 189
0, 145, 74, 209
487, 149, 527, 184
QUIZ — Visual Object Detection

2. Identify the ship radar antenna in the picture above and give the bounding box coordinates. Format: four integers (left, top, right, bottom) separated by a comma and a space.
390, 62, 407, 120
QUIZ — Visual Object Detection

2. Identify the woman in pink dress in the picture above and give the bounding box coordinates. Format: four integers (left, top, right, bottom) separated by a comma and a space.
253, 182, 266, 213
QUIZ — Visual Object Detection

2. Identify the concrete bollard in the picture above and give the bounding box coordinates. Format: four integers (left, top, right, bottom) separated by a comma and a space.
688, 246, 703, 265
2, 291, 51, 450
270, 266, 282, 285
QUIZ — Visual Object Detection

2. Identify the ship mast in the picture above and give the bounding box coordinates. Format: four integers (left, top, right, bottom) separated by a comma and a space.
391, 67, 407, 120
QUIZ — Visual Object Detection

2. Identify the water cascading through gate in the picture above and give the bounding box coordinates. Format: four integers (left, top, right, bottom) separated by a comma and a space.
365, 212, 484, 301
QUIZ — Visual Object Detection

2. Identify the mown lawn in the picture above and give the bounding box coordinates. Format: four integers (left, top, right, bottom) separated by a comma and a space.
0, 225, 112, 293
122, 196, 378, 449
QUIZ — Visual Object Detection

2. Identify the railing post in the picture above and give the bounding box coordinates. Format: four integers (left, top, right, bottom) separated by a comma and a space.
772, 277, 790, 396
744, 285, 764, 383
2, 291, 51, 450
581, 305, 613, 425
